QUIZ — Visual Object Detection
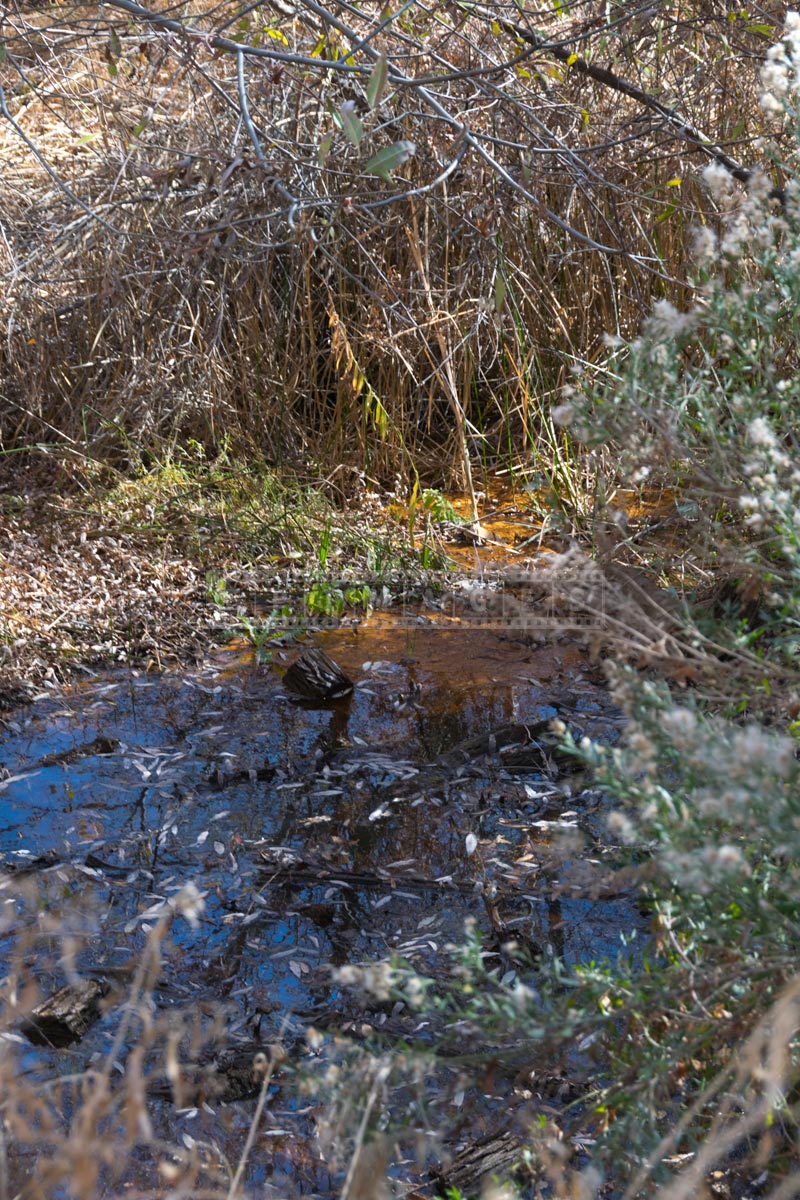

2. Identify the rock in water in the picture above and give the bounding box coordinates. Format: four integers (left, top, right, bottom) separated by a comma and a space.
283, 648, 354, 702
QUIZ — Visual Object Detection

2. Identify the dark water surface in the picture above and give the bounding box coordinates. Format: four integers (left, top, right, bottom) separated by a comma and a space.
0, 614, 645, 1197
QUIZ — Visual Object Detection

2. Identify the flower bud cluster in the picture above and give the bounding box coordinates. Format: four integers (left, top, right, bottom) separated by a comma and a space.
760, 12, 800, 114
739, 417, 800, 557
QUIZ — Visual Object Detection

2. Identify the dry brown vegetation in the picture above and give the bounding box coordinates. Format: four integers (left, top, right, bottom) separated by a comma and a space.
0, 0, 780, 489
3, 5, 800, 1199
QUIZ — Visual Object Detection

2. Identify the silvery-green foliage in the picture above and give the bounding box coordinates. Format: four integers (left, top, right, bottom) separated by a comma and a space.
569, 19, 800, 672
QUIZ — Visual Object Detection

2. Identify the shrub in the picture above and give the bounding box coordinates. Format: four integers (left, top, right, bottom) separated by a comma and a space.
337, 17, 800, 1195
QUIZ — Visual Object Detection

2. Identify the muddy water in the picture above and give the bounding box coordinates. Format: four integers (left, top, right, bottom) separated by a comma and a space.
0, 614, 644, 1197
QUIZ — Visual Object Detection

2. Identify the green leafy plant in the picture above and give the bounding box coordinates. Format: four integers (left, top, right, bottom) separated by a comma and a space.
237, 608, 295, 661
206, 572, 229, 607
421, 488, 460, 524
317, 527, 332, 570
305, 581, 372, 619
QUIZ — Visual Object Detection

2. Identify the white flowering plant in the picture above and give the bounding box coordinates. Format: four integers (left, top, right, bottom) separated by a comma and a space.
546, 667, 800, 1164
526, 21, 800, 1181
303, 23, 800, 1195
568, 17, 800, 689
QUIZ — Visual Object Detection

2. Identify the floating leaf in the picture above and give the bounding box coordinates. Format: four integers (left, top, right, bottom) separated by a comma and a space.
364, 139, 416, 181
0, 770, 40, 792
366, 54, 388, 110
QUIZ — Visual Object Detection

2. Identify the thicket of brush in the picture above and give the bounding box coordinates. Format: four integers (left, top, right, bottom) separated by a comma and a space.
3, 3, 800, 1199
322, 43, 800, 1192
0, 0, 777, 489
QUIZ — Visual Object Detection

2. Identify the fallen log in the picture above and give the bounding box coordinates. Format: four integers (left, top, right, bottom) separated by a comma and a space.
431, 1127, 526, 1197
21, 978, 110, 1047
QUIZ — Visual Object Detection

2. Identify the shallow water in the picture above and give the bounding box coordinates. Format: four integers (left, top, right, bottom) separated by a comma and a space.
0, 612, 645, 1197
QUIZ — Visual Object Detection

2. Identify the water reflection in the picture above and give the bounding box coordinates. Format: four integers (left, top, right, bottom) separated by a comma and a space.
0, 614, 643, 1197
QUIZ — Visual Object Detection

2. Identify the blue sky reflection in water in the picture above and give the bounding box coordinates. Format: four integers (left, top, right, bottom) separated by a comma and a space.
0, 618, 647, 1197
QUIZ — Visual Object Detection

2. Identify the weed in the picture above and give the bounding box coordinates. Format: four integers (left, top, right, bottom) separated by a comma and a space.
206, 573, 229, 608
305, 582, 372, 622
237, 609, 296, 662
421, 489, 460, 525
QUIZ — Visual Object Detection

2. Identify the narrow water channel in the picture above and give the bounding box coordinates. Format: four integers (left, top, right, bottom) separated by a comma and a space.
0, 610, 645, 1197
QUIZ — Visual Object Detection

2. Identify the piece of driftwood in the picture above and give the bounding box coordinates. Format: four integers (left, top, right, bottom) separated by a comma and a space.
431, 1127, 525, 1197
435, 720, 580, 777
1, 849, 61, 876
482, 886, 543, 960
257, 846, 476, 895
256, 845, 628, 904
283, 648, 354, 702
21, 978, 110, 1047
149, 1044, 284, 1106
34, 736, 119, 770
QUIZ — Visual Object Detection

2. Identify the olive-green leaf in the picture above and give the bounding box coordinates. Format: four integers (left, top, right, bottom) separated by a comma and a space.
318, 129, 334, 166
494, 272, 506, 313
339, 100, 363, 147
364, 140, 416, 182
366, 55, 388, 110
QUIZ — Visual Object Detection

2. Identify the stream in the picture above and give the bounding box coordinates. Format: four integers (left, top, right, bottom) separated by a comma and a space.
0, 607, 646, 1197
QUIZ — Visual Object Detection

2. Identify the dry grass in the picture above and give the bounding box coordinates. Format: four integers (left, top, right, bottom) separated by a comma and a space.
0, 0, 776, 489
1, 7, 797, 1198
